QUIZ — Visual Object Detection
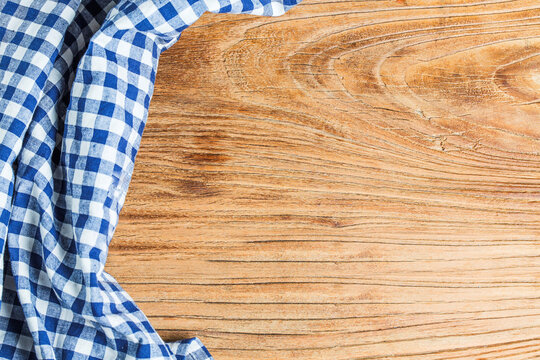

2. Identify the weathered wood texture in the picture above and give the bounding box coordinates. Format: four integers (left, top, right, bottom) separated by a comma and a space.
106, 0, 540, 358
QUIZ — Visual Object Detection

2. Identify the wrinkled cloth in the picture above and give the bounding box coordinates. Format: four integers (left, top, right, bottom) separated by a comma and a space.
0, 0, 300, 358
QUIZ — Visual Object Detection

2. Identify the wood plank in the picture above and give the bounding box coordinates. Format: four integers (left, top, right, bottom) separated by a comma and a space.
106, 0, 540, 358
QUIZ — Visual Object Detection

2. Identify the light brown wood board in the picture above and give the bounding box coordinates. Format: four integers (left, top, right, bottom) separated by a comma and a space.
106, 0, 540, 359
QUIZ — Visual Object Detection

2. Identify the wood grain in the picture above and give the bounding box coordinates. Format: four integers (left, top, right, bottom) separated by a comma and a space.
105, 0, 540, 358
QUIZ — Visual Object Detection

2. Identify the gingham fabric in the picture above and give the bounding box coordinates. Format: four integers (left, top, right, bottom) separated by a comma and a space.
0, 0, 300, 358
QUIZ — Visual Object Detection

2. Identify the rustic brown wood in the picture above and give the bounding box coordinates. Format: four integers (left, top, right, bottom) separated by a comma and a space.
105, 0, 540, 358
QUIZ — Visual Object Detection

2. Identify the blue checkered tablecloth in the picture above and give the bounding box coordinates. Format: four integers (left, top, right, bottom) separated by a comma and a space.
0, 0, 300, 358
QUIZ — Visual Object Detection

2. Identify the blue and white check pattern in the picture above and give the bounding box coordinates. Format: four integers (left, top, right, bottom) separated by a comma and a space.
0, 0, 300, 358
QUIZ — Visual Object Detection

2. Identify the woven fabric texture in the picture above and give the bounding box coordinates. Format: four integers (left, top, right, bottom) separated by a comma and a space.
0, 0, 300, 358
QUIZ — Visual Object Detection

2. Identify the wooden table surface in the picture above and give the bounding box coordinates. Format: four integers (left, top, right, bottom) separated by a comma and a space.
105, 1, 540, 358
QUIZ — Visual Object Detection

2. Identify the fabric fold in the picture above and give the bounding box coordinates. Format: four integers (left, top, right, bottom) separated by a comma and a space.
0, 0, 301, 358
